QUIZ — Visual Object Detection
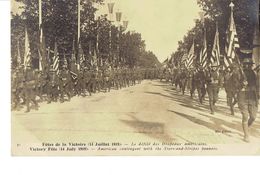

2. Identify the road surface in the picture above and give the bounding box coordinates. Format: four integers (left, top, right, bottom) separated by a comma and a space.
12, 80, 260, 155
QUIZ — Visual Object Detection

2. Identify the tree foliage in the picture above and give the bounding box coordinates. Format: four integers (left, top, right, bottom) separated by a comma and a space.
11, 0, 160, 68
171, 0, 259, 66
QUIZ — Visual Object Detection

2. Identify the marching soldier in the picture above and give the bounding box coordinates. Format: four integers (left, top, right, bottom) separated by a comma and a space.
237, 58, 259, 142
205, 62, 220, 114
103, 66, 111, 92
189, 67, 196, 98
34, 69, 44, 101
11, 68, 21, 110
179, 67, 188, 95
83, 67, 92, 96
76, 68, 86, 96
224, 64, 240, 115
59, 65, 71, 103
24, 65, 39, 112
46, 68, 59, 103
195, 66, 206, 104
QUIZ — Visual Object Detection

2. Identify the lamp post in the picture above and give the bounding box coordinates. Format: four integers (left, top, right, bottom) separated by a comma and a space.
107, 1, 115, 63
116, 10, 122, 66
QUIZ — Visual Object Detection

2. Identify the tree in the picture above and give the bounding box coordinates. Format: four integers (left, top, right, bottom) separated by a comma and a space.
11, 0, 160, 69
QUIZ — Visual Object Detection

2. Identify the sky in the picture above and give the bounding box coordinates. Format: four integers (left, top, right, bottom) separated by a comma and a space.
11, 0, 201, 62
97, 0, 201, 62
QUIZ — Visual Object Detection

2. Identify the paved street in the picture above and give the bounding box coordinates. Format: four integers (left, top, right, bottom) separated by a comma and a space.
12, 80, 260, 155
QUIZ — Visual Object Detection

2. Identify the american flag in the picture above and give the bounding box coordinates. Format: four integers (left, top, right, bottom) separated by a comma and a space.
200, 31, 207, 68
77, 42, 85, 70
38, 34, 47, 71
91, 48, 98, 67
211, 23, 221, 66
186, 41, 195, 68
23, 27, 31, 70
224, 2, 240, 68
53, 41, 60, 74
17, 39, 21, 65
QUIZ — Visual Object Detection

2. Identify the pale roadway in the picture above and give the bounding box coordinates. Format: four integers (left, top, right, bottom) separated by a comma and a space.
12, 80, 260, 155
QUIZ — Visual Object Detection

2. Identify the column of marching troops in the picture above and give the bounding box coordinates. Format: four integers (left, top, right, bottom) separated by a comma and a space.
158, 56, 259, 142
11, 63, 162, 112
11, 56, 258, 142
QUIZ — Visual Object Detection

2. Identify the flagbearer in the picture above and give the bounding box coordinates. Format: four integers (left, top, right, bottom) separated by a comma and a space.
238, 57, 259, 142
59, 65, 71, 103
46, 68, 59, 103
206, 62, 220, 114
24, 65, 39, 112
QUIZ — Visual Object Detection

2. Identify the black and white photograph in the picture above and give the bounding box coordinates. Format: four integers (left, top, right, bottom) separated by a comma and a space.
10, 0, 260, 156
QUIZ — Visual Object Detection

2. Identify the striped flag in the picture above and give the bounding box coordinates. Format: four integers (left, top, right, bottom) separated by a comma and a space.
200, 31, 207, 68
53, 41, 60, 74
70, 37, 77, 72
91, 48, 98, 67
17, 39, 21, 66
71, 38, 76, 63
186, 41, 195, 68
252, 23, 260, 67
63, 51, 68, 67
181, 52, 188, 67
38, 34, 47, 71
77, 41, 85, 70
38, 47, 43, 71
23, 27, 31, 70
224, 2, 240, 68
210, 23, 221, 66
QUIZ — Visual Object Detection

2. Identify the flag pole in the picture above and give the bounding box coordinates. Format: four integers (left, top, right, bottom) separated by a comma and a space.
39, 0, 42, 43
78, 0, 81, 44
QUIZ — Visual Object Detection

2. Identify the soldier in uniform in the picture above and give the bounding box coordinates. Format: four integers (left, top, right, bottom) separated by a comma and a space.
46, 68, 59, 103
97, 68, 103, 92
76, 68, 86, 96
34, 69, 44, 101
38, 69, 49, 101
114, 67, 120, 90
179, 67, 188, 95
90, 66, 98, 93
189, 67, 196, 98
11, 67, 21, 110
195, 65, 206, 104
59, 65, 71, 103
24, 65, 39, 112
205, 62, 220, 114
224, 64, 240, 115
237, 58, 259, 142
103, 66, 111, 92
83, 67, 92, 96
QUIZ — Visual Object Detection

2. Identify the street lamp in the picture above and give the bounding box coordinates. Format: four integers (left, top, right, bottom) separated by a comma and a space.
107, 1, 115, 63
116, 9, 122, 66
123, 20, 129, 31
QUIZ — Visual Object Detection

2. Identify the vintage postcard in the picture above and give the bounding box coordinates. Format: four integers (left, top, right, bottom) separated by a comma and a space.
11, 0, 260, 156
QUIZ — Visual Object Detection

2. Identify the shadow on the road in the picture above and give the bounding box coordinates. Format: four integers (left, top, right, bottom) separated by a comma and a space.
144, 91, 173, 99
170, 110, 260, 139
166, 88, 238, 117
120, 114, 175, 142
151, 80, 242, 117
